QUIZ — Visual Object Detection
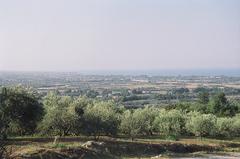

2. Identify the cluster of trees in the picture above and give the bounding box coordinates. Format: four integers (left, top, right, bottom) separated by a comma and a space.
121, 108, 240, 140
169, 92, 239, 117
1, 87, 240, 142
38, 93, 122, 138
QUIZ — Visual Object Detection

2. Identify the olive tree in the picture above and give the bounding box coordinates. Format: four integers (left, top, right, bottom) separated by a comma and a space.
82, 101, 120, 139
0, 87, 43, 135
119, 106, 159, 140
216, 117, 234, 137
120, 110, 140, 140
186, 112, 217, 137
39, 92, 77, 136
134, 107, 158, 135
232, 114, 240, 137
153, 109, 185, 138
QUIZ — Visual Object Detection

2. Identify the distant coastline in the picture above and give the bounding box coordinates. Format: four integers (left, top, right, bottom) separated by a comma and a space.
0, 68, 239, 76
75, 68, 240, 76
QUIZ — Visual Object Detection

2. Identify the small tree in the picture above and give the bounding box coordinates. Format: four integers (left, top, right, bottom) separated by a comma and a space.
209, 93, 238, 117
153, 109, 185, 139
69, 96, 92, 135
120, 110, 140, 140
186, 112, 217, 138
0, 87, 43, 135
39, 92, 77, 136
82, 101, 120, 139
133, 106, 159, 135
232, 114, 240, 137
216, 117, 234, 137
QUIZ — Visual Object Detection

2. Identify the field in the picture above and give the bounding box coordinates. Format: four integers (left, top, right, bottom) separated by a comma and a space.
1, 72, 240, 108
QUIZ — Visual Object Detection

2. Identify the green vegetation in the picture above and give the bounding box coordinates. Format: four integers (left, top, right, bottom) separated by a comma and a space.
1, 86, 240, 139
1, 86, 240, 158
186, 112, 216, 138
154, 109, 185, 139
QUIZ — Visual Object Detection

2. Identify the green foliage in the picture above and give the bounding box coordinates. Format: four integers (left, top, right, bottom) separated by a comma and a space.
0, 87, 43, 135
232, 114, 240, 136
0, 86, 44, 158
82, 101, 120, 138
167, 93, 239, 117
52, 143, 67, 148
2, 86, 240, 140
72, 96, 92, 116
209, 93, 238, 117
39, 92, 77, 136
198, 92, 209, 104
193, 103, 209, 114
186, 112, 217, 137
216, 117, 234, 137
119, 110, 140, 140
153, 109, 185, 138
120, 106, 159, 139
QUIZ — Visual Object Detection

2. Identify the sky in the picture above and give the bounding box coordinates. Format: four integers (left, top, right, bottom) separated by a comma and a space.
0, 0, 240, 71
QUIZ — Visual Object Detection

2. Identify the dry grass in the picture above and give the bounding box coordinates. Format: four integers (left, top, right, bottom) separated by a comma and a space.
5, 136, 240, 159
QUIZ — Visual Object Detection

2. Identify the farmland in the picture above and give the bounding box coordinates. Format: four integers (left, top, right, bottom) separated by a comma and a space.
1, 72, 240, 158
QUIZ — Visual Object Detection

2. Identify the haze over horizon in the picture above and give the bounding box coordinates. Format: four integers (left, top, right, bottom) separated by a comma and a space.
1, 0, 240, 72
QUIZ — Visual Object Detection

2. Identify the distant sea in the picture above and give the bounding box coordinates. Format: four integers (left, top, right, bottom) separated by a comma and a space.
78, 69, 240, 76
1, 69, 239, 76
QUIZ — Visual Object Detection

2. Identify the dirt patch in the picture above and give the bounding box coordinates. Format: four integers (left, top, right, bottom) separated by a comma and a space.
7, 138, 222, 159
11, 147, 113, 159
104, 140, 219, 157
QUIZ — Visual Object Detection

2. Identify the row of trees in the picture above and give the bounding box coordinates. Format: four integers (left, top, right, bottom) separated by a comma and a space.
1, 87, 240, 141
121, 108, 240, 140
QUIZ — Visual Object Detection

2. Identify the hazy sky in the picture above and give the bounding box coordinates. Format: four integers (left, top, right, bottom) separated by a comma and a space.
0, 0, 240, 71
